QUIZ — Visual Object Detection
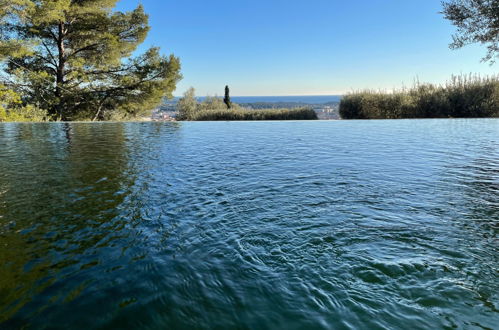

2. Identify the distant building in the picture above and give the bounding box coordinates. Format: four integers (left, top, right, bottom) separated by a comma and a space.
151, 104, 177, 121
313, 104, 340, 120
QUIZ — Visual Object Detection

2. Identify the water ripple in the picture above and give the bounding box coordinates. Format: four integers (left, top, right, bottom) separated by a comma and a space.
0, 119, 498, 329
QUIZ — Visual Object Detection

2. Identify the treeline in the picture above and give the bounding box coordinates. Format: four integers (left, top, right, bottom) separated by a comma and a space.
240, 101, 340, 110
177, 88, 317, 121
241, 102, 316, 109
340, 75, 499, 119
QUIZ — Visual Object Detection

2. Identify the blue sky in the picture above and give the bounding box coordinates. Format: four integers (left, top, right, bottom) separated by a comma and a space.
117, 0, 496, 96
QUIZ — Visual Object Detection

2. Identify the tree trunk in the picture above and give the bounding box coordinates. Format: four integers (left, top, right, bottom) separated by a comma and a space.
93, 94, 109, 121
55, 21, 66, 120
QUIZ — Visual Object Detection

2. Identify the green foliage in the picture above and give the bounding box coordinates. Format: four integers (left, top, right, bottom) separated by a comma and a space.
441, 0, 499, 63
198, 95, 234, 112
0, 105, 48, 122
339, 75, 499, 119
0, 0, 182, 121
224, 85, 231, 109
177, 87, 197, 121
176, 88, 317, 121
0, 84, 48, 121
189, 108, 318, 121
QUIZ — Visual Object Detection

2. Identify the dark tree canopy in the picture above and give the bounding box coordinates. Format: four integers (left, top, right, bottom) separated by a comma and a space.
442, 0, 499, 63
224, 85, 232, 109
0, 0, 182, 121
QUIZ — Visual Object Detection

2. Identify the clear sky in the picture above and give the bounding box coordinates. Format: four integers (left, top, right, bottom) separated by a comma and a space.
117, 0, 496, 96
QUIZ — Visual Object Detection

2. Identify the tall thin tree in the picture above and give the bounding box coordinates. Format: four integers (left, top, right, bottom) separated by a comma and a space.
224, 85, 232, 109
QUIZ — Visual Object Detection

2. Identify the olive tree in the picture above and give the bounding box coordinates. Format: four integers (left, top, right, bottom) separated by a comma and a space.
442, 0, 499, 63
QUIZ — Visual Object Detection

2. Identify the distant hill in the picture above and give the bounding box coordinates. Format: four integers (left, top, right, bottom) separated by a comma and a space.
164, 95, 343, 105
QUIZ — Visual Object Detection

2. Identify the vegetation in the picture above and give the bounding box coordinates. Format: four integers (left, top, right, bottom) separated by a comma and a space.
0, 0, 181, 121
0, 84, 47, 122
177, 87, 317, 121
442, 0, 498, 63
190, 108, 318, 121
224, 85, 232, 109
176, 87, 197, 121
240, 101, 339, 109
340, 75, 499, 119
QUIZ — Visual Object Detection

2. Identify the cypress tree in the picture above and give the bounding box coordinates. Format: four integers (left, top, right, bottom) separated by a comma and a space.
224, 85, 232, 109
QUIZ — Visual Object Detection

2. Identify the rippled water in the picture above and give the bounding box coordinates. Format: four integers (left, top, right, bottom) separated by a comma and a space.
0, 120, 498, 329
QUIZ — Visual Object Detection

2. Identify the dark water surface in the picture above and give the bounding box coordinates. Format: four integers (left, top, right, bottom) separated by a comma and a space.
0, 120, 498, 329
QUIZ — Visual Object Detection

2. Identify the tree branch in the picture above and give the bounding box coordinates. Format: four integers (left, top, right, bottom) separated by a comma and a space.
40, 40, 58, 67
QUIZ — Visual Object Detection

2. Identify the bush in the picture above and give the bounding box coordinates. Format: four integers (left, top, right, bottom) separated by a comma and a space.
190, 108, 318, 121
0, 105, 48, 122
176, 88, 318, 121
0, 85, 48, 122
340, 75, 499, 119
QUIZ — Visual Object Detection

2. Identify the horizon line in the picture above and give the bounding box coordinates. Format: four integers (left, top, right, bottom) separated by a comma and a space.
171, 94, 345, 98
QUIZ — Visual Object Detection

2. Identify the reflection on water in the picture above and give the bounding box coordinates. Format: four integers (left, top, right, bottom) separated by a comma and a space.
0, 123, 136, 325
0, 120, 497, 329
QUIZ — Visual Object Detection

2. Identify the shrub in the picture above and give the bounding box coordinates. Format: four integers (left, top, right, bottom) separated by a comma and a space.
176, 88, 318, 121
189, 108, 318, 121
340, 75, 499, 119
0, 85, 48, 122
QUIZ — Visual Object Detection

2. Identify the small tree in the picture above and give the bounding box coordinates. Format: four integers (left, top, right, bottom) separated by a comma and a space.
224, 85, 232, 109
177, 87, 198, 120
442, 0, 499, 63
199, 96, 226, 111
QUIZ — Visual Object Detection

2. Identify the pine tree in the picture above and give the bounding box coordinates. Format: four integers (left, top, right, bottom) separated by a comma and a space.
0, 0, 182, 120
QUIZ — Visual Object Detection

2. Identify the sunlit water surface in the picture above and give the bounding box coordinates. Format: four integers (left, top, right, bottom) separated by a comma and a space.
0, 120, 498, 329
